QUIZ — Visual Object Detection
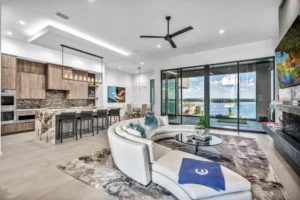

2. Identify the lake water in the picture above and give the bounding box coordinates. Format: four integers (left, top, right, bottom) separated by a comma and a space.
162, 100, 256, 119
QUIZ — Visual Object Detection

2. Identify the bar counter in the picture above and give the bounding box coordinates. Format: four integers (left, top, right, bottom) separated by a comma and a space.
35, 107, 112, 144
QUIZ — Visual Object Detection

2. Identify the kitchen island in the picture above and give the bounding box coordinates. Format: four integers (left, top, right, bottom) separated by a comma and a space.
35, 107, 113, 144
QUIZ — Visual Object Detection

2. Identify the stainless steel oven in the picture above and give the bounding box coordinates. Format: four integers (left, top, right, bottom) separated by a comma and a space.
1, 109, 16, 124
17, 110, 36, 123
1, 90, 16, 110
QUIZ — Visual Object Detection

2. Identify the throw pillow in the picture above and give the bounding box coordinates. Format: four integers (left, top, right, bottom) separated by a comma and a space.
144, 115, 159, 131
128, 123, 146, 138
157, 116, 169, 126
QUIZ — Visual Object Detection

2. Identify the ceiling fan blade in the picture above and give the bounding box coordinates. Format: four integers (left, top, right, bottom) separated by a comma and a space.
168, 38, 177, 48
140, 36, 165, 38
170, 26, 193, 37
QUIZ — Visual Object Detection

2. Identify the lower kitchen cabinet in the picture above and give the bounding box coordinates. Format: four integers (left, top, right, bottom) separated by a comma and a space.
1, 122, 35, 135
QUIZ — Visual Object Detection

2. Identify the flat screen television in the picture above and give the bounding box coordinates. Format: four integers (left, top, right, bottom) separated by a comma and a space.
108, 86, 126, 103
275, 15, 300, 89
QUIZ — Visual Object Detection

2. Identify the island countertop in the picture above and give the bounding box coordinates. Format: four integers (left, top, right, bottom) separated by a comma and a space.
35, 107, 119, 144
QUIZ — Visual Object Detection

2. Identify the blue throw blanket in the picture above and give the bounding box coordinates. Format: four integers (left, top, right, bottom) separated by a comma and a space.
178, 158, 225, 191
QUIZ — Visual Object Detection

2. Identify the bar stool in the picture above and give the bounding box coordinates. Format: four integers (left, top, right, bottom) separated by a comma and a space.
77, 110, 94, 138
59, 112, 77, 143
93, 109, 108, 134
108, 108, 121, 125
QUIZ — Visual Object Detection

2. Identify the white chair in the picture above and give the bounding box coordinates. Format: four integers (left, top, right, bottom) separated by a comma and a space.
126, 104, 138, 118
123, 104, 128, 119
139, 104, 148, 117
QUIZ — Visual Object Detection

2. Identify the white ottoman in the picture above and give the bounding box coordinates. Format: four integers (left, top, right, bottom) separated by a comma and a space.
152, 150, 252, 200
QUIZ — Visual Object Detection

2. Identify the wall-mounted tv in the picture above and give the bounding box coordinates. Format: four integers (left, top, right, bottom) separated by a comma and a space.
275, 15, 300, 89
108, 86, 126, 103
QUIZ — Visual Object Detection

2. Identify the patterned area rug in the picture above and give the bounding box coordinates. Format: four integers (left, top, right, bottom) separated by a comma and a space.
57, 134, 289, 200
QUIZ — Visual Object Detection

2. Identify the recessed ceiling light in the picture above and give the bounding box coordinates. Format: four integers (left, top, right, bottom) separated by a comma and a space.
7, 31, 12, 35
157, 44, 161, 48
219, 29, 225, 34
136, 71, 138, 73
19, 20, 26, 25
118, 66, 122, 68
141, 62, 144, 65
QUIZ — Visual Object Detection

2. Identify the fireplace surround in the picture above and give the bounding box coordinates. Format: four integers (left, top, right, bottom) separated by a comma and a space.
282, 112, 300, 144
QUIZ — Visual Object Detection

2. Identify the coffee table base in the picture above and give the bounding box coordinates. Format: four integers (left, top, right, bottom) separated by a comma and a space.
195, 145, 222, 158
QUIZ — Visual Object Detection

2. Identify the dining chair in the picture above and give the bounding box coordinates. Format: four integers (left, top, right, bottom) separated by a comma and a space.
123, 103, 128, 119
127, 104, 138, 118
139, 104, 148, 117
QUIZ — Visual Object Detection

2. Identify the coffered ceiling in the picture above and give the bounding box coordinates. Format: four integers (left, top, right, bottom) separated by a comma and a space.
0, 0, 282, 73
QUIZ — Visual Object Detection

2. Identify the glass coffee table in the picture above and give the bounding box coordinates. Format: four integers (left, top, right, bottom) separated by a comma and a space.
174, 132, 222, 157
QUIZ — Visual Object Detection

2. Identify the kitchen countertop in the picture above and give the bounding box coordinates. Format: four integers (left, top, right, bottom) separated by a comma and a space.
17, 106, 120, 112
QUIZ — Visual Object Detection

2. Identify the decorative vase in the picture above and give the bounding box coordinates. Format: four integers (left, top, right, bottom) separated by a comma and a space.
195, 125, 206, 136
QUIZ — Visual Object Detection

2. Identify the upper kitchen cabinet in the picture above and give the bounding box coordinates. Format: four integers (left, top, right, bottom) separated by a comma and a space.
16, 59, 46, 99
1, 54, 17, 90
17, 72, 46, 99
46, 64, 63, 90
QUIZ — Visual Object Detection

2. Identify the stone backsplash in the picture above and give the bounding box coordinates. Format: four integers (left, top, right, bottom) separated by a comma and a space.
279, 85, 300, 101
17, 90, 87, 109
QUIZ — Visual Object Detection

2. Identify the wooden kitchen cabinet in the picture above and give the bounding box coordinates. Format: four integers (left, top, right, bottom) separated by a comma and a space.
1, 54, 17, 89
1, 67, 16, 89
17, 122, 35, 132
17, 72, 46, 99
1, 122, 35, 135
66, 80, 88, 99
46, 64, 63, 90
2, 54, 17, 69
17, 59, 46, 74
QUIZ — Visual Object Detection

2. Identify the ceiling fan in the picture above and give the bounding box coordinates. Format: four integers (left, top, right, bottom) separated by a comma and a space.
140, 16, 193, 48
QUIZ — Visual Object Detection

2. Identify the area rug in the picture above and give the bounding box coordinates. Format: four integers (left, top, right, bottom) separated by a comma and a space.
57, 134, 289, 200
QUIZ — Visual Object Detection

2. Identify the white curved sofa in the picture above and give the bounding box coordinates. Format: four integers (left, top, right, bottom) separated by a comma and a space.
108, 117, 252, 200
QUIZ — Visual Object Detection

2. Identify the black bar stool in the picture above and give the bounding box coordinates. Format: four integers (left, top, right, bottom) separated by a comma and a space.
108, 108, 121, 125
59, 112, 77, 143
93, 109, 108, 134
77, 110, 94, 138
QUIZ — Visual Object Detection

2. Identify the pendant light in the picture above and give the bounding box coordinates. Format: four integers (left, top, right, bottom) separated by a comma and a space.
133, 67, 147, 92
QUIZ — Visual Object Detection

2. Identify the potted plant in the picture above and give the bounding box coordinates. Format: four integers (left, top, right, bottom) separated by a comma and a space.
196, 116, 209, 135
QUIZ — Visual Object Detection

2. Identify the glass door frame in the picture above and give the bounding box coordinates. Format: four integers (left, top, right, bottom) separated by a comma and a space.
161, 56, 276, 133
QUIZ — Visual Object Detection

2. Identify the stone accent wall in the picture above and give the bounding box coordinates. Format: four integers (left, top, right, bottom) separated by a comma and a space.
17, 90, 87, 109
279, 85, 300, 101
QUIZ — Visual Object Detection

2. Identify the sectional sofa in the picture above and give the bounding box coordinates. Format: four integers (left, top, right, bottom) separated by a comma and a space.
107, 116, 252, 200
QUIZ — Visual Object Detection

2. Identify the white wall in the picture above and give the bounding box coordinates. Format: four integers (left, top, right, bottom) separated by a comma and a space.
0, 4, 2, 155
99, 67, 133, 111
132, 71, 154, 104
2, 37, 103, 73
153, 39, 276, 115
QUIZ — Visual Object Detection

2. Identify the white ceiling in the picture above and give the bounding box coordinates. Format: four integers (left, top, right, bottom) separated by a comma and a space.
1, 0, 282, 73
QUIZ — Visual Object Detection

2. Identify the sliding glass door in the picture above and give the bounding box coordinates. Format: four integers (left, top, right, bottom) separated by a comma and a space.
161, 57, 275, 132
181, 67, 205, 125
161, 69, 182, 124
209, 63, 238, 130
238, 58, 274, 131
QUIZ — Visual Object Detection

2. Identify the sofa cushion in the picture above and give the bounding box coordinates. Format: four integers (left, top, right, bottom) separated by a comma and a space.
157, 116, 169, 126
147, 125, 195, 140
152, 150, 251, 200
115, 126, 156, 163
153, 143, 172, 161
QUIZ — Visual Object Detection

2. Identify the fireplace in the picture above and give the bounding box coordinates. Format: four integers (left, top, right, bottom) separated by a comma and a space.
282, 112, 300, 144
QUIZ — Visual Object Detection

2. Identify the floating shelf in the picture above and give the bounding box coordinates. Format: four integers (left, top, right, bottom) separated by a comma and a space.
270, 102, 300, 116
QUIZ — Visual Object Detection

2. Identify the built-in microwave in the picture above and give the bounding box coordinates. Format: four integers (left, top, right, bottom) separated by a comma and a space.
1, 90, 16, 110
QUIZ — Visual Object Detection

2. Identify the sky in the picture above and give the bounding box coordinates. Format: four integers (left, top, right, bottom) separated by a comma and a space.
182, 72, 256, 99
